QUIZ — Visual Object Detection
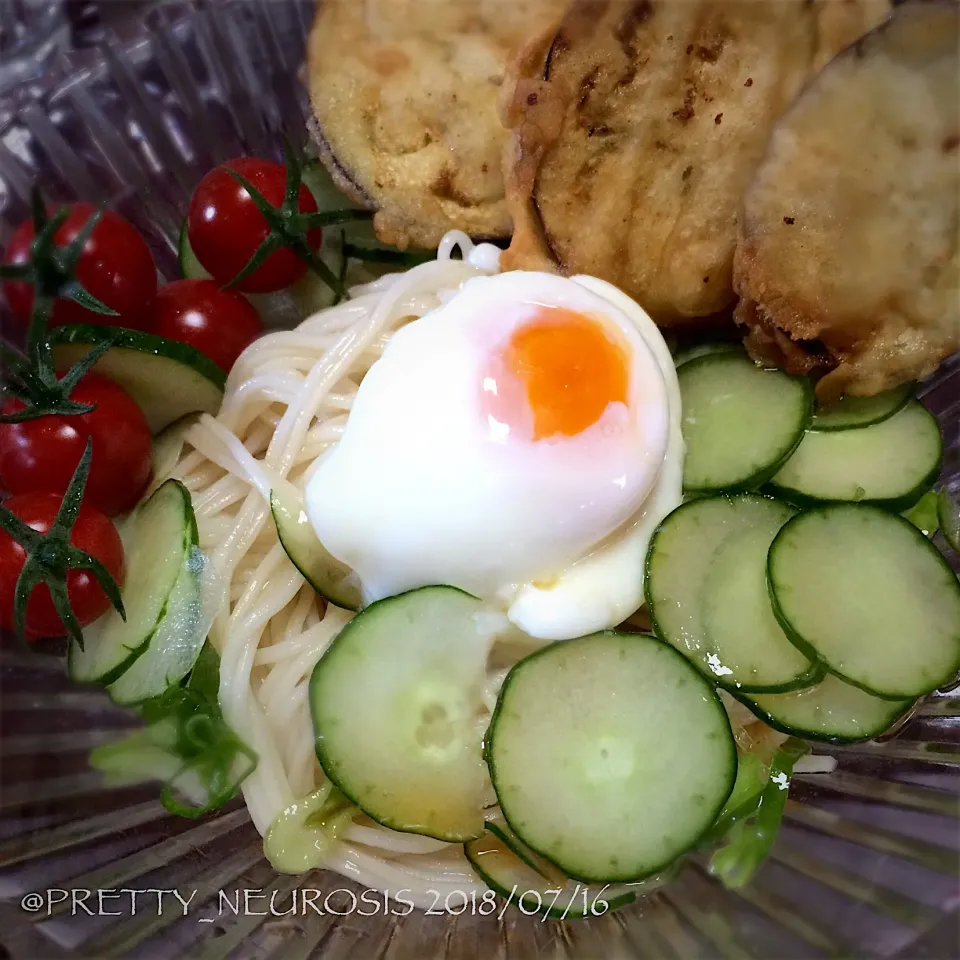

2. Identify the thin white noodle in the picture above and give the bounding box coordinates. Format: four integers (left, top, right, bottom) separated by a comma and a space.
163, 240, 514, 895
343, 824, 452, 855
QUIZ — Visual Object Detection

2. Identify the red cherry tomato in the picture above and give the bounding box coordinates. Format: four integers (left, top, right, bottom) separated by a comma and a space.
186, 158, 322, 294
0, 373, 152, 517
0, 491, 124, 639
1, 204, 157, 330
151, 279, 263, 373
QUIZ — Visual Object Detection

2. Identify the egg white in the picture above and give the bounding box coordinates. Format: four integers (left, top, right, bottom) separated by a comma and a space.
305, 270, 683, 640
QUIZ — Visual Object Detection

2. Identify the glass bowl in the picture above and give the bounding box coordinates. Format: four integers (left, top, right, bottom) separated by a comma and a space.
0, 3, 958, 957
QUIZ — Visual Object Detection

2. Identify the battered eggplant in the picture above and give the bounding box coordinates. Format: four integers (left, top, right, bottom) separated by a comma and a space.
735, 1, 959, 400
500, 0, 818, 324
306, 0, 566, 249
813, 0, 892, 73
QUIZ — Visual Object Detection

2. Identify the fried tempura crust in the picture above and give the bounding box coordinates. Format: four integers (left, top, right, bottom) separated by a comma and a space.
306, 0, 565, 249
735, 2, 960, 400
813, 0, 892, 73
500, 0, 818, 324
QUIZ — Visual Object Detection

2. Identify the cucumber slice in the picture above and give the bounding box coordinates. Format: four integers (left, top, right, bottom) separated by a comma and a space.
309, 586, 495, 841
487, 632, 736, 883
68, 480, 194, 685
302, 161, 376, 243
768, 504, 960, 699
811, 383, 913, 431
736, 674, 913, 743
465, 814, 666, 919
679, 352, 813, 493
51, 325, 224, 433
107, 545, 215, 707
770, 400, 942, 511
179, 221, 342, 327
270, 486, 362, 611
939, 489, 960, 553
673, 341, 741, 369
645, 496, 819, 692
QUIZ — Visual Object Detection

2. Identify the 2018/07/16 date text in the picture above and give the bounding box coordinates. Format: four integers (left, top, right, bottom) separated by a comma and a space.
19, 885, 619, 920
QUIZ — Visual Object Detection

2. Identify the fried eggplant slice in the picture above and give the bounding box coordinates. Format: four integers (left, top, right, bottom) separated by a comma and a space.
306, 0, 566, 249
813, 0, 892, 73
501, 0, 818, 324
735, 1, 959, 400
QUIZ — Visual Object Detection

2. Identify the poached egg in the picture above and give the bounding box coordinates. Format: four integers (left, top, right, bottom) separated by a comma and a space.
305, 270, 682, 640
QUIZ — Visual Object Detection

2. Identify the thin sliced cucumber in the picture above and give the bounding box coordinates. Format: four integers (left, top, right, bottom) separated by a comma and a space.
68, 480, 194, 685
768, 504, 960, 699
487, 632, 736, 883
939, 488, 960, 553
271, 486, 361, 611
51, 325, 224, 433
302, 160, 377, 244
310, 586, 496, 841
645, 496, 819, 693
149, 414, 198, 495
673, 341, 742, 369
736, 674, 913, 743
179, 222, 342, 327
770, 400, 942, 511
108, 545, 216, 706
811, 383, 913, 431
679, 352, 813, 493
465, 814, 667, 919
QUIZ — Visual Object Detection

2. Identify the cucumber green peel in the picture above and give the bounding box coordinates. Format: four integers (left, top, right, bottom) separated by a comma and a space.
810, 383, 913, 431
464, 815, 649, 920
50, 323, 225, 389
678, 352, 813, 493
270, 485, 362, 611
51, 324, 225, 433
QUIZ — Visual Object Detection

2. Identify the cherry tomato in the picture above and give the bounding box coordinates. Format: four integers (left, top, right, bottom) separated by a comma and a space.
0, 373, 152, 517
0, 491, 124, 639
1, 203, 157, 330
186, 158, 322, 294
151, 279, 263, 373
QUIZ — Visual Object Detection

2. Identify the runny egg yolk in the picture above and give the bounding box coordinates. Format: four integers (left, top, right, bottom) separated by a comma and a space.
501, 307, 629, 440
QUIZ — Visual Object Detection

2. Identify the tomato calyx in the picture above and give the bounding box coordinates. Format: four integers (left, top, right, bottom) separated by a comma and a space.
221, 140, 371, 299
0, 333, 116, 423
0, 438, 125, 646
0, 188, 119, 348
0, 190, 124, 424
